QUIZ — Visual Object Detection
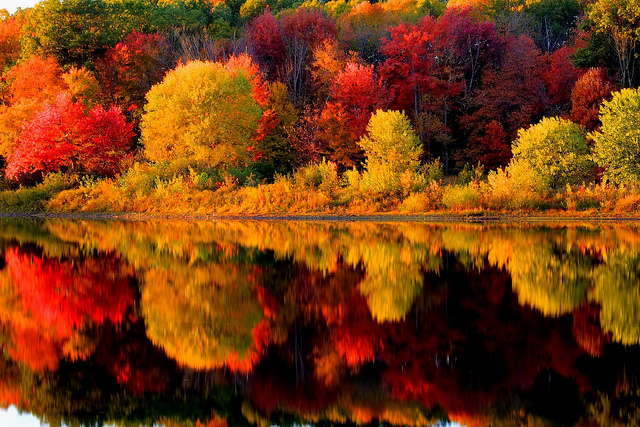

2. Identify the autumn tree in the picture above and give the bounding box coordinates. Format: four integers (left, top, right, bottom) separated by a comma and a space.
588, 0, 640, 87
95, 31, 171, 120
6, 93, 133, 182
247, 8, 337, 105
463, 35, 548, 169
358, 110, 421, 194
379, 10, 502, 166
569, 67, 617, 131
508, 117, 593, 192
542, 46, 581, 112
591, 88, 640, 184
141, 57, 267, 173
0, 9, 21, 74
253, 82, 299, 178
316, 62, 386, 170
0, 56, 67, 160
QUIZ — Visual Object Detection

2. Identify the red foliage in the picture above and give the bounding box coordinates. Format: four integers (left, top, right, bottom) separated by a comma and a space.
6, 93, 134, 182
316, 62, 386, 169
462, 35, 548, 168
246, 11, 285, 79
247, 8, 337, 103
9, 325, 62, 372
280, 8, 337, 53
542, 46, 582, 108
572, 303, 606, 357
95, 31, 170, 117
5, 247, 135, 338
570, 67, 617, 131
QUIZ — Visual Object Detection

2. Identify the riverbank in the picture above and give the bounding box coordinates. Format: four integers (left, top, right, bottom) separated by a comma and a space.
4, 211, 640, 223
2, 169, 640, 220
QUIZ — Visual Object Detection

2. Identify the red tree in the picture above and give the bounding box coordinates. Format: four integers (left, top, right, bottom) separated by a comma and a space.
247, 8, 337, 104
6, 93, 133, 182
569, 67, 617, 131
246, 10, 285, 80
95, 31, 171, 119
542, 46, 582, 110
316, 62, 386, 169
462, 35, 548, 168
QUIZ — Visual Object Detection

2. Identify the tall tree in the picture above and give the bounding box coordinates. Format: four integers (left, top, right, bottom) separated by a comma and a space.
141, 57, 267, 173
316, 62, 386, 170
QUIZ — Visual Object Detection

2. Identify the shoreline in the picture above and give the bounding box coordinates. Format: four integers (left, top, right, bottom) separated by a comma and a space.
3, 211, 640, 222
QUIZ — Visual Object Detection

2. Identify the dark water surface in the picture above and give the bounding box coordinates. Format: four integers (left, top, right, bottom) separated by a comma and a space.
0, 219, 639, 426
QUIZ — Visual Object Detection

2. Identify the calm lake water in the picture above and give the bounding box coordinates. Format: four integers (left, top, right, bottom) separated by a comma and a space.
0, 219, 639, 426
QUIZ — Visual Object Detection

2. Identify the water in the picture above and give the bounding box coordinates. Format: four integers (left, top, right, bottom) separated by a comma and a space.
0, 219, 639, 426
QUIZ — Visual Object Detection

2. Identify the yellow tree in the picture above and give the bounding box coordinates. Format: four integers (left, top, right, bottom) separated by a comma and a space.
141, 57, 266, 173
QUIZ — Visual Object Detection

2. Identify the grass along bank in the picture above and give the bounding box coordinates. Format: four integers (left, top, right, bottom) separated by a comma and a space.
3, 160, 640, 217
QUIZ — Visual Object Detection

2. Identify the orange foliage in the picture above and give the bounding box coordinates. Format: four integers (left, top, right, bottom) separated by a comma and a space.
9, 325, 62, 371
0, 10, 22, 73
570, 67, 617, 131
5, 56, 66, 103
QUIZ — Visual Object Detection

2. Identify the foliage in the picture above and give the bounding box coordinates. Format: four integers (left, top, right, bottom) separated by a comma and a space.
463, 35, 547, 169
141, 58, 264, 173
591, 88, 640, 184
0, 56, 68, 159
358, 110, 421, 195
316, 62, 385, 170
569, 67, 617, 131
6, 93, 133, 183
95, 31, 171, 118
509, 117, 593, 191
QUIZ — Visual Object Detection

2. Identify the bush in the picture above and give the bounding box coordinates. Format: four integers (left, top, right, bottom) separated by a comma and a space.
591, 88, 640, 185
510, 116, 593, 191
442, 184, 482, 211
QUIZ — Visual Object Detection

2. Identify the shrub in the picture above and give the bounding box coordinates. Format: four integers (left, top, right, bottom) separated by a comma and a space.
442, 183, 482, 211
510, 116, 593, 191
591, 88, 640, 185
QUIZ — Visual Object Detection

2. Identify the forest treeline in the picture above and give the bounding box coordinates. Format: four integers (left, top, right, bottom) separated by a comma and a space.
1, 0, 640, 214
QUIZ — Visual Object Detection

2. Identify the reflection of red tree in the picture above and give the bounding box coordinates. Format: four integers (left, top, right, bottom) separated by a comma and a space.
6, 248, 134, 337
331, 292, 381, 367
9, 325, 62, 372
573, 303, 606, 357
3, 247, 134, 371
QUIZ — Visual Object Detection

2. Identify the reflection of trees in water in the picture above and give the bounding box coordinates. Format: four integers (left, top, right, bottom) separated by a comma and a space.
141, 262, 270, 372
1, 220, 640, 425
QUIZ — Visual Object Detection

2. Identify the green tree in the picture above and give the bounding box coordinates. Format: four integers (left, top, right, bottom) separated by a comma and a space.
591, 88, 640, 184
358, 110, 421, 194
141, 59, 264, 173
588, 0, 640, 87
508, 117, 593, 191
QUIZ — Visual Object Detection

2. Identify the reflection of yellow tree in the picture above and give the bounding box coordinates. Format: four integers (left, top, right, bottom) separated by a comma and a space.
141, 263, 268, 372
591, 249, 640, 345
508, 245, 591, 316
356, 242, 425, 322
